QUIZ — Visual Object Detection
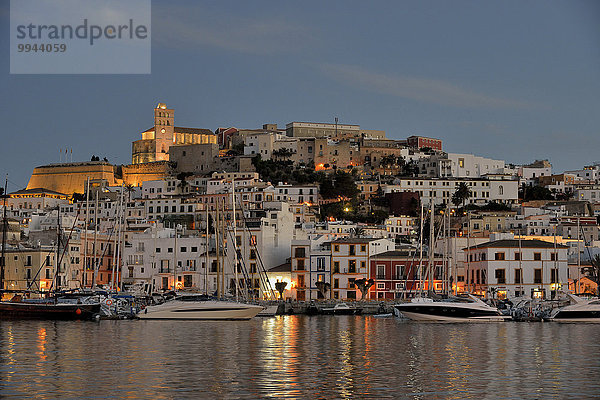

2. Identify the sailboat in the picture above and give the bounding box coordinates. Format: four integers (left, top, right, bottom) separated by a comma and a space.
0, 186, 101, 321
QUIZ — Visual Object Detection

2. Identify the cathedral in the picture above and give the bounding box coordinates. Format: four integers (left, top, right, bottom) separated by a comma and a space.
131, 103, 217, 164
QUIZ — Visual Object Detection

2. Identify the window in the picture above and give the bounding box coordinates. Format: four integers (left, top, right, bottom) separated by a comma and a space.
361, 245, 366, 252
534, 269, 542, 284
294, 247, 306, 258
334, 245, 340, 252
349, 245, 356, 256
250, 249, 256, 260
514, 268, 522, 284
250, 263, 257, 274
333, 261, 340, 273
494, 252, 505, 261
316, 257, 325, 271
348, 260, 356, 273
296, 259, 305, 271
495, 269, 506, 284
534, 253, 541, 261
515, 252, 521, 261
377, 265, 385, 279
180, 247, 187, 253
377, 283, 385, 289
167, 248, 173, 253
395, 264, 405, 279
348, 278, 356, 288
191, 247, 197, 252
333, 279, 339, 289
550, 253, 557, 261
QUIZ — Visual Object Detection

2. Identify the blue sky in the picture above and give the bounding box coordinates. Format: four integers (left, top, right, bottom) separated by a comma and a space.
1, 0, 599, 191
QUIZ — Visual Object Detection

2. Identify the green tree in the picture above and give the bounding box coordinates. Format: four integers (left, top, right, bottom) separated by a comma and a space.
520, 184, 554, 201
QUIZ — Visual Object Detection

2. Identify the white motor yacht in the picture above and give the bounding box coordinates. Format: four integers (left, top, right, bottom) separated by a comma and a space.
138, 294, 263, 320
548, 294, 600, 323
394, 295, 509, 322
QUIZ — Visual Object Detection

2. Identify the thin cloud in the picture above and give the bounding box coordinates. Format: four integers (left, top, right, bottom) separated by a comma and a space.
320, 63, 538, 109
152, 5, 314, 55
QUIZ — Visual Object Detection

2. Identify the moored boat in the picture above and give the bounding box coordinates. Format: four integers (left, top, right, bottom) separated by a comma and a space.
394, 295, 509, 322
137, 294, 263, 320
0, 295, 101, 320
322, 302, 360, 315
548, 294, 600, 323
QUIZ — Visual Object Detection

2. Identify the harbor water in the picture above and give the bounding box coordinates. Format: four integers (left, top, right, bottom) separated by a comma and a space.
1, 316, 599, 399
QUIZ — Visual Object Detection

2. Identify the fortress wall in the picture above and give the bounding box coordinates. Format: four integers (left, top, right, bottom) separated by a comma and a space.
122, 161, 171, 187
26, 162, 118, 194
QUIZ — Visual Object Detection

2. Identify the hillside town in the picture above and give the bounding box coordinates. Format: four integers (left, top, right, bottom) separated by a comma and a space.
2, 102, 599, 303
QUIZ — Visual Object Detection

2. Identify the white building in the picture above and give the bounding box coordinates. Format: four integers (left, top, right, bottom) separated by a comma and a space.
384, 177, 519, 207
290, 236, 332, 301
330, 237, 395, 300
384, 216, 417, 240
274, 184, 319, 204
464, 238, 569, 299
447, 153, 506, 178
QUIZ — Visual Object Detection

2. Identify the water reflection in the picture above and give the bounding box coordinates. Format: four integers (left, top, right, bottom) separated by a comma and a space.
1, 318, 600, 399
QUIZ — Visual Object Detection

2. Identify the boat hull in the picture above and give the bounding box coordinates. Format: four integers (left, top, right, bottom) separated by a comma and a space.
138, 301, 263, 320
395, 304, 508, 322
0, 301, 101, 320
399, 310, 508, 322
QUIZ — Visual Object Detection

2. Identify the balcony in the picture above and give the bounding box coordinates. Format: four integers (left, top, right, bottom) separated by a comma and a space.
376, 274, 386, 280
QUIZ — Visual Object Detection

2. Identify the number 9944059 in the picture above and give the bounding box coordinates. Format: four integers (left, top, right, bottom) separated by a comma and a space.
17, 43, 66, 52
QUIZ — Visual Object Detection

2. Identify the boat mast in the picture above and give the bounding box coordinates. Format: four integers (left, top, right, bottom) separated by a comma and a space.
577, 215, 581, 294
118, 189, 126, 291
82, 177, 89, 288
55, 205, 61, 292
232, 179, 238, 302
0, 175, 7, 293
215, 197, 221, 298
418, 202, 424, 296
205, 204, 209, 295
221, 198, 226, 297
173, 224, 178, 291
428, 196, 435, 295
466, 211, 470, 293
92, 191, 98, 290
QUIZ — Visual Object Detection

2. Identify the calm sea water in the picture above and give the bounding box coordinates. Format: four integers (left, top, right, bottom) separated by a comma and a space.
1, 317, 599, 399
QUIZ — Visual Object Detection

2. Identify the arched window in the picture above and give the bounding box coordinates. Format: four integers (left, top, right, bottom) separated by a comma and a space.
166, 120, 170, 126
499, 185, 504, 195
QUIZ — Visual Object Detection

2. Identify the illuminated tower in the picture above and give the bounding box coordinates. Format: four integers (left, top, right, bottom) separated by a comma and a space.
153, 103, 174, 162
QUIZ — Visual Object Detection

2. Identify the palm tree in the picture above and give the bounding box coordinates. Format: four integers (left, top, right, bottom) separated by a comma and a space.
354, 278, 375, 301
275, 281, 288, 300
351, 227, 365, 238
452, 182, 472, 208
315, 281, 331, 299
124, 184, 135, 203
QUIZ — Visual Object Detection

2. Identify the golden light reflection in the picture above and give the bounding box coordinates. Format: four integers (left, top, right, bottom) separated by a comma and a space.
37, 327, 47, 362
